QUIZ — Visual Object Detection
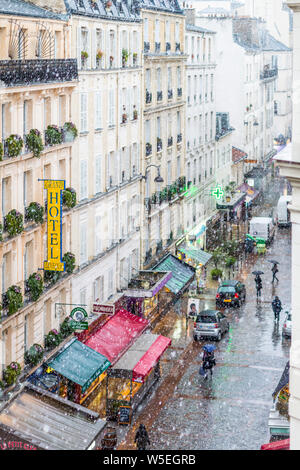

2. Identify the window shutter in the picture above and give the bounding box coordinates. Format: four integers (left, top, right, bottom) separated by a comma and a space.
80, 222, 87, 265
80, 160, 88, 200
95, 92, 101, 129
95, 215, 101, 255
95, 154, 101, 194
77, 27, 81, 68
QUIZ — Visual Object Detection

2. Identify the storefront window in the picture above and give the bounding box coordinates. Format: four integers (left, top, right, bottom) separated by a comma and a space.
143, 295, 158, 317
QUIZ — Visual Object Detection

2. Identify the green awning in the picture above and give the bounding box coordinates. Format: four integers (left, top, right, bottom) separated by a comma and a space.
48, 339, 111, 392
178, 244, 212, 266
153, 254, 194, 294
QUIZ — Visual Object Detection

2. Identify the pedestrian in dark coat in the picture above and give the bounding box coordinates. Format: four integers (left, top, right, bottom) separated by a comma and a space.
255, 274, 262, 298
272, 296, 282, 322
134, 424, 150, 450
271, 263, 279, 283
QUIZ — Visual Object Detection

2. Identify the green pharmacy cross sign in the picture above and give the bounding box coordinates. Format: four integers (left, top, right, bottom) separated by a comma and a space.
69, 307, 88, 330
210, 185, 224, 200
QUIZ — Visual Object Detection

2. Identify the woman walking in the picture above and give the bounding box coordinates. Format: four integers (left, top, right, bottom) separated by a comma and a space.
134, 424, 150, 450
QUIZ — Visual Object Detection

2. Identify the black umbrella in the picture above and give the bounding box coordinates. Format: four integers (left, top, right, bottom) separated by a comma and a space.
252, 271, 264, 275
267, 260, 280, 265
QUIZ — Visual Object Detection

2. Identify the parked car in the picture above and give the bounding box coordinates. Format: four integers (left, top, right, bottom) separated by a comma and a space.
216, 280, 246, 308
282, 312, 292, 338
249, 217, 275, 245
193, 309, 229, 342
277, 195, 292, 228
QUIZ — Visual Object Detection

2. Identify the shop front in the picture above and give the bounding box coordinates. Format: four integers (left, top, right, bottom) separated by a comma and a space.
176, 243, 212, 291
106, 333, 171, 422
216, 192, 247, 241
205, 212, 222, 251
122, 270, 172, 321
269, 361, 290, 442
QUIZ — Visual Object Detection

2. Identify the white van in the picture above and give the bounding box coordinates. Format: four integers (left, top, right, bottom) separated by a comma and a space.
249, 217, 275, 244
277, 195, 292, 227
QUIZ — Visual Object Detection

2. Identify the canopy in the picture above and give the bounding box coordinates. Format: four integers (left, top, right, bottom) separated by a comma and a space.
273, 361, 289, 400
177, 244, 212, 266
153, 254, 195, 294
48, 339, 111, 392
112, 332, 171, 382
84, 309, 149, 364
260, 439, 290, 450
237, 182, 260, 204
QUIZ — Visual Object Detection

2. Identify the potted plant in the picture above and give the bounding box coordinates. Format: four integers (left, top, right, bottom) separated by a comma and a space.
105, 0, 112, 9
0, 222, 3, 242
96, 50, 103, 68
122, 48, 129, 67
25, 272, 44, 302
45, 329, 62, 350
211, 268, 223, 281
44, 270, 61, 287
25, 129, 44, 158
3, 362, 21, 386
0, 141, 3, 161
25, 202, 44, 225
133, 52, 138, 65
4, 209, 24, 238
81, 50, 88, 68
2, 285, 23, 316
62, 187, 77, 209
24, 344, 44, 367
110, 55, 114, 67
133, 105, 138, 120
5, 134, 23, 158
45, 125, 63, 146
60, 317, 73, 339
122, 106, 127, 123
62, 252, 76, 273
63, 122, 78, 142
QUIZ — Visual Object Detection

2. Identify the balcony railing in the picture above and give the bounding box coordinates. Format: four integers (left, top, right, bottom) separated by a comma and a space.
166, 42, 171, 52
157, 91, 163, 102
155, 42, 161, 53
175, 42, 181, 52
157, 138, 162, 152
167, 137, 173, 147
0, 59, 78, 87
145, 90, 152, 104
146, 143, 152, 156
260, 67, 278, 80
177, 87, 182, 97
177, 133, 182, 143
168, 89, 173, 100
144, 42, 150, 53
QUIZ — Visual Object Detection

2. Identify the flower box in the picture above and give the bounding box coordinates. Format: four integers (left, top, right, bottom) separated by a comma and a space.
63, 122, 78, 142
62, 252, 76, 273
2, 285, 23, 316
4, 209, 24, 238
5, 134, 23, 158
24, 344, 44, 367
25, 202, 44, 225
25, 129, 44, 158
25, 272, 44, 302
45, 125, 63, 146
62, 187, 77, 209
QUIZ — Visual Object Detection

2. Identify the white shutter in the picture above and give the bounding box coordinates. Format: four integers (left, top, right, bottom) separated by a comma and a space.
95, 92, 101, 129
77, 27, 81, 68
95, 154, 101, 194
95, 215, 101, 255
92, 28, 96, 69
80, 93, 87, 132
80, 222, 87, 265
80, 160, 88, 200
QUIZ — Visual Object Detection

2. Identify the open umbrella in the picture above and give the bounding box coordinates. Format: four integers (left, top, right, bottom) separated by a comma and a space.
267, 260, 280, 265
203, 344, 216, 353
252, 271, 264, 275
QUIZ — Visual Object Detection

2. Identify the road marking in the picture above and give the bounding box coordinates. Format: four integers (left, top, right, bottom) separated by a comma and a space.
248, 365, 283, 372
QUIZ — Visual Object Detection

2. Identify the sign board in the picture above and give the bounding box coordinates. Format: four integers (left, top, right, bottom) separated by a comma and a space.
118, 406, 132, 425
70, 307, 88, 330
187, 298, 201, 319
92, 303, 115, 316
43, 179, 65, 272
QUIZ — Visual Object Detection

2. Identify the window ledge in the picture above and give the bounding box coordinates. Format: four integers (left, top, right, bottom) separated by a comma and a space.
79, 131, 89, 136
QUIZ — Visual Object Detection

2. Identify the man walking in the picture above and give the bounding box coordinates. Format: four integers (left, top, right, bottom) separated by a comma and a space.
271, 263, 279, 283
272, 296, 282, 322
255, 274, 262, 299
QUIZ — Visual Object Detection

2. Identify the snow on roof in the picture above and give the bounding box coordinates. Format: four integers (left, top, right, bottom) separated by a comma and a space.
0, 0, 67, 19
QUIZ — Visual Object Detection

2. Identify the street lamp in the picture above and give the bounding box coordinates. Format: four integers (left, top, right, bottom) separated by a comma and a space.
142, 164, 164, 183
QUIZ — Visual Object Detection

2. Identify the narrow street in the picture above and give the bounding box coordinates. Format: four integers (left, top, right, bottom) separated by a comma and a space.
119, 190, 291, 450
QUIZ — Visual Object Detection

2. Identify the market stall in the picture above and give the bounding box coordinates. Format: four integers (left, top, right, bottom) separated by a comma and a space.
106, 332, 171, 421
123, 270, 172, 321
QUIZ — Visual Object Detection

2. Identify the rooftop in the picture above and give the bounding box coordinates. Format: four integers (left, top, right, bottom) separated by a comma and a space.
186, 23, 216, 34
0, 0, 67, 19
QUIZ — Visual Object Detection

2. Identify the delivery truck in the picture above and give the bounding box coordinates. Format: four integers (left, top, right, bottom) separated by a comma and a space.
249, 217, 275, 245
277, 195, 292, 227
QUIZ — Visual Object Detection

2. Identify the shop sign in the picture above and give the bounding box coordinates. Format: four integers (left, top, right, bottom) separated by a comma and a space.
118, 406, 132, 425
92, 303, 115, 316
69, 307, 88, 330
43, 179, 65, 272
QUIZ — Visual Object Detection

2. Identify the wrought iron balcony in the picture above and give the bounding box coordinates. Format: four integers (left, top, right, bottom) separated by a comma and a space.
155, 42, 161, 53
146, 142, 152, 156
166, 42, 171, 52
177, 133, 182, 143
144, 42, 150, 53
0, 59, 78, 87
260, 67, 278, 80
168, 89, 173, 100
177, 87, 182, 97
145, 90, 152, 104
175, 42, 181, 52
157, 91, 163, 102
167, 137, 173, 147
157, 138, 163, 152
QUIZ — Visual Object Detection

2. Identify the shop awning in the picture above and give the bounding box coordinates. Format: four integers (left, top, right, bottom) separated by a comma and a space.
84, 309, 149, 364
273, 361, 290, 400
153, 254, 195, 294
237, 182, 260, 204
177, 244, 212, 266
112, 332, 171, 383
48, 339, 111, 392
260, 439, 290, 450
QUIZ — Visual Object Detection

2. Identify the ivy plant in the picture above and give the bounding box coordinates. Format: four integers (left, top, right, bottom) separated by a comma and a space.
24, 344, 44, 367
4, 209, 24, 238
62, 188, 77, 209
62, 252, 76, 274
25, 202, 44, 225
2, 285, 23, 316
5, 134, 23, 158
3, 362, 21, 386
25, 272, 44, 302
25, 129, 44, 158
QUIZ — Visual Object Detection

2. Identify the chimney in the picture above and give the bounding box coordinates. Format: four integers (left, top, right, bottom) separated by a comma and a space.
232, 17, 260, 47
22, 0, 67, 14
184, 7, 196, 25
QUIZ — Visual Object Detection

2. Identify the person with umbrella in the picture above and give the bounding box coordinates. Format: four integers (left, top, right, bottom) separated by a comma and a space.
269, 260, 279, 284
272, 296, 282, 322
199, 344, 216, 380
134, 424, 150, 450
253, 271, 263, 299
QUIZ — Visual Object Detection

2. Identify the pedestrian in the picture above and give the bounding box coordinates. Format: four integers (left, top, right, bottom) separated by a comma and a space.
134, 424, 150, 450
271, 263, 279, 284
201, 349, 216, 380
272, 296, 282, 322
255, 274, 262, 299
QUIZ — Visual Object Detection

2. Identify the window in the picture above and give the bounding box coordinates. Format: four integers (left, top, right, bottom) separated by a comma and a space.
177, 156, 181, 178
80, 160, 88, 200
167, 161, 172, 186
80, 221, 87, 265
95, 214, 102, 256
23, 100, 32, 135
95, 92, 101, 129
109, 89, 115, 126
1, 103, 11, 139
80, 93, 88, 132
95, 154, 101, 194
43, 97, 51, 129
2, 177, 11, 217
23, 170, 32, 208
80, 288, 86, 306
24, 315, 29, 353
2, 252, 11, 294
108, 268, 114, 297
93, 276, 104, 302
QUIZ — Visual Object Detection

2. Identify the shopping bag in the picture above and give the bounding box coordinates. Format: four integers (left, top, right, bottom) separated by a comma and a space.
199, 365, 206, 376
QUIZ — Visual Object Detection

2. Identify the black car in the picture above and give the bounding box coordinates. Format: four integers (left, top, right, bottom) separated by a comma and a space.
216, 280, 246, 308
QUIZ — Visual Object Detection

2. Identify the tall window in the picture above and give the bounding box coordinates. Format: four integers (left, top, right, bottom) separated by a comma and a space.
2, 177, 11, 217
95, 154, 101, 194
108, 89, 115, 126
168, 67, 172, 91
95, 214, 102, 256
108, 268, 114, 297
80, 220, 87, 265
80, 93, 88, 132
95, 92, 101, 129
80, 160, 88, 200
93, 276, 104, 302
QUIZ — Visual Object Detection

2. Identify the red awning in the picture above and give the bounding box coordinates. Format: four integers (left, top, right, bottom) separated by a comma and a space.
132, 335, 171, 382
260, 439, 290, 450
84, 309, 149, 364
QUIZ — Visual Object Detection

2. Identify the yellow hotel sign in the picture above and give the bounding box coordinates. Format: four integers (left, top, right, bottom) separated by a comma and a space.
43, 179, 65, 272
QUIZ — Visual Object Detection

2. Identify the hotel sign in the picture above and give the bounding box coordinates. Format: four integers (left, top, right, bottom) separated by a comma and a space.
92, 303, 115, 316
43, 179, 65, 272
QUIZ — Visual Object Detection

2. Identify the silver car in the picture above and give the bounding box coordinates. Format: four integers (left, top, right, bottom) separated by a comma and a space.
282, 312, 292, 338
193, 310, 229, 342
